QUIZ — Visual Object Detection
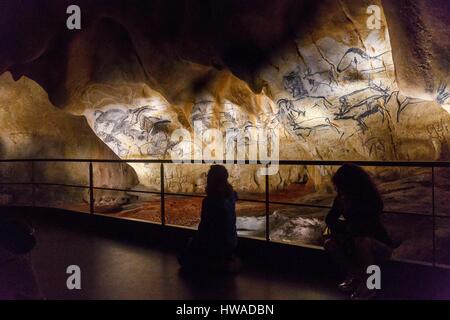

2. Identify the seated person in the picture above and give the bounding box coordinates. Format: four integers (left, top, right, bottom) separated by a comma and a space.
178, 165, 240, 273
324, 163, 397, 300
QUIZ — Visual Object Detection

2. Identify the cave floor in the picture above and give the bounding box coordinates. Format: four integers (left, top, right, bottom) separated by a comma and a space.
21, 168, 450, 266
29, 216, 342, 300
22, 209, 450, 300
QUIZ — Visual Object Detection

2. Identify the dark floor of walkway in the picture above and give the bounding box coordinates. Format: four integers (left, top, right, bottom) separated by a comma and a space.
30, 220, 345, 299
5, 207, 450, 300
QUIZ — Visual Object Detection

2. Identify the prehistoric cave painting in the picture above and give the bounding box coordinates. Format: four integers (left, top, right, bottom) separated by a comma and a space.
292, 117, 340, 140
93, 109, 131, 134
302, 67, 338, 93
281, 104, 338, 140
222, 124, 259, 157
302, 96, 333, 111
189, 99, 263, 158
276, 65, 341, 140
223, 127, 239, 153
97, 132, 129, 157
129, 106, 156, 127
336, 48, 391, 74
283, 69, 308, 99
364, 137, 386, 158
221, 123, 260, 154
191, 100, 216, 132
426, 118, 450, 142
142, 131, 173, 157
282, 65, 339, 98
437, 81, 450, 105
93, 105, 173, 157
220, 111, 238, 127
334, 81, 391, 131
276, 98, 340, 140
277, 99, 305, 120
244, 120, 256, 131
219, 101, 246, 130
274, 36, 398, 141
277, 96, 332, 119
392, 91, 423, 123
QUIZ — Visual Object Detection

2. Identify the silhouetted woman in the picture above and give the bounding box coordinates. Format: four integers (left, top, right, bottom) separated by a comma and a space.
324, 163, 395, 300
178, 165, 240, 273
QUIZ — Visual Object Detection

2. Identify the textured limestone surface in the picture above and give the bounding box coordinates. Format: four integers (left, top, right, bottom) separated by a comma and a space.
0, 73, 138, 207
382, 0, 450, 103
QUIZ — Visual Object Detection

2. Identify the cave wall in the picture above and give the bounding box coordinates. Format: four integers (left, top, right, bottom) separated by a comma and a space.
1, 0, 450, 193
382, 0, 450, 104
0, 72, 138, 206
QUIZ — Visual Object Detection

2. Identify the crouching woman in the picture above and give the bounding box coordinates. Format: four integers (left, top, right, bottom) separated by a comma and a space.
324, 164, 397, 300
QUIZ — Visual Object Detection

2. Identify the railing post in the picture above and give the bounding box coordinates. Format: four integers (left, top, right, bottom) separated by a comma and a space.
160, 163, 166, 226
265, 164, 270, 242
30, 161, 35, 207
432, 166, 436, 267
89, 162, 94, 214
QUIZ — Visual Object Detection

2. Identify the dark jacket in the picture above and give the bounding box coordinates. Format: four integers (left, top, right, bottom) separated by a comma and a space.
325, 196, 393, 247
195, 191, 238, 257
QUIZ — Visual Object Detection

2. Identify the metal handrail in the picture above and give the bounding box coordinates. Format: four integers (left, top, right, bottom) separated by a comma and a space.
0, 158, 448, 268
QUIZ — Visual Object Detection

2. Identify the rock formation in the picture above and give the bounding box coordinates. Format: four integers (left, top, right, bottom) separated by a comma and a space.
0, 0, 449, 193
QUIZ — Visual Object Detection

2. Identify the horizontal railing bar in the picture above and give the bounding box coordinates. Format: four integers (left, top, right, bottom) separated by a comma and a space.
163, 192, 205, 198
269, 200, 331, 209
94, 186, 160, 195
39, 182, 87, 189
237, 197, 266, 204
0, 182, 34, 185
0, 182, 88, 189
1, 158, 450, 167
383, 210, 434, 217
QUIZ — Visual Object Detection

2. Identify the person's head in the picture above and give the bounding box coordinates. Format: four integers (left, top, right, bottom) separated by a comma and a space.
332, 163, 382, 208
205, 165, 233, 198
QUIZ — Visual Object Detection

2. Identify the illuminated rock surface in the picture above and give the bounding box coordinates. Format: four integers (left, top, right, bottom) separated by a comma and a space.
1, 1, 449, 175
1, 0, 450, 262
0, 73, 138, 207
